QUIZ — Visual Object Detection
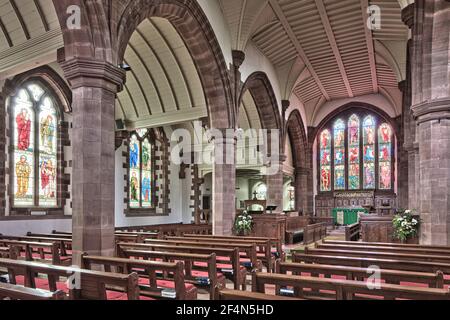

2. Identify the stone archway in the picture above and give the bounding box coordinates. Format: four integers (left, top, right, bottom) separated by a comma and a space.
286, 110, 313, 214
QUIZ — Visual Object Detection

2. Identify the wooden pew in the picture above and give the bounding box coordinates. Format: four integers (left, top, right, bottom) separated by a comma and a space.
30, 231, 146, 244
324, 239, 450, 250
166, 236, 273, 272
115, 231, 159, 240
0, 258, 140, 300
276, 261, 445, 288
285, 216, 309, 244
317, 243, 450, 256
292, 253, 450, 284
0, 235, 71, 260
143, 238, 261, 272
116, 242, 245, 290
183, 234, 283, 261
120, 248, 223, 299
345, 223, 361, 241
303, 223, 327, 245
216, 288, 302, 301
0, 239, 63, 265
0, 282, 66, 300
251, 272, 450, 300
82, 255, 195, 300
304, 247, 450, 264
116, 223, 212, 237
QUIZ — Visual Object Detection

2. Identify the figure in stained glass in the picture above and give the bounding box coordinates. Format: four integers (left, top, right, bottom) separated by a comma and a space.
16, 109, 32, 151
130, 141, 139, 168
349, 164, 360, 189
321, 150, 330, 165
321, 131, 330, 148
130, 172, 139, 201
16, 155, 31, 198
334, 167, 345, 189
364, 164, 375, 189
40, 160, 56, 199
321, 167, 331, 191
380, 145, 390, 161
142, 140, 151, 170
349, 147, 359, 163
380, 164, 391, 189
364, 145, 375, 162
335, 149, 344, 165
40, 115, 55, 152
142, 173, 151, 203
380, 124, 391, 143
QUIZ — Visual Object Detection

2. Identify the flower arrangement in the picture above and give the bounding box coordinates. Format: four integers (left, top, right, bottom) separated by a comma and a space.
392, 209, 420, 242
234, 210, 253, 236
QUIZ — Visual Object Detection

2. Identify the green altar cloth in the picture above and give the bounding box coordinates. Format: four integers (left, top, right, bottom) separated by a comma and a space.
332, 208, 368, 226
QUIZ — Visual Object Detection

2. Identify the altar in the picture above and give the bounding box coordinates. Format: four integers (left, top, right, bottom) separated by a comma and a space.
332, 207, 368, 226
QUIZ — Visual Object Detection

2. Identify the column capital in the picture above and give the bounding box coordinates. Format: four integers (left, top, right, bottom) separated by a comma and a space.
232, 50, 246, 68
60, 58, 126, 94
412, 98, 450, 124
401, 3, 415, 29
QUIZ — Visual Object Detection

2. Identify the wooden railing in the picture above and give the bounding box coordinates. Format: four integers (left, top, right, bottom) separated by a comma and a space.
345, 222, 361, 241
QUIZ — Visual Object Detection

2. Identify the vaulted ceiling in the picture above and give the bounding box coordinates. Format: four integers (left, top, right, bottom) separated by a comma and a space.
220, 0, 408, 121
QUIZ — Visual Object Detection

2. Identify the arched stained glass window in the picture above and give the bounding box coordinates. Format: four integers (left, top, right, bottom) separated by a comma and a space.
379, 123, 392, 190
319, 130, 331, 192
317, 110, 395, 193
11, 83, 59, 208
348, 115, 360, 190
333, 120, 345, 190
363, 116, 376, 189
128, 129, 155, 209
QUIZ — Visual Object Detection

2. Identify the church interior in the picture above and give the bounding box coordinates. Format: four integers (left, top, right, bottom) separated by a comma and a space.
0, 0, 449, 301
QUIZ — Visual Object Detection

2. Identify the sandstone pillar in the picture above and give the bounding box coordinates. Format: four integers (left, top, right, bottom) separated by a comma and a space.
295, 166, 312, 215
266, 155, 286, 212
0, 94, 6, 216
410, 0, 450, 245
61, 58, 125, 264
212, 131, 236, 235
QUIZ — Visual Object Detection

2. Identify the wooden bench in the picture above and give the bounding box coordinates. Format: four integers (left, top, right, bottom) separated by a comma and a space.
0, 282, 66, 300
292, 253, 450, 284
303, 223, 327, 245
30, 231, 147, 244
317, 243, 450, 256
324, 239, 450, 250
144, 238, 261, 272
304, 247, 450, 264
251, 272, 450, 300
345, 223, 361, 241
0, 258, 140, 300
120, 248, 223, 299
116, 242, 246, 290
285, 216, 309, 244
82, 255, 195, 300
275, 261, 445, 288
216, 288, 302, 301
0, 235, 71, 260
166, 236, 273, 272
116, 223, 212, 237
183, 234, 283, 261
0, 239, 63, 265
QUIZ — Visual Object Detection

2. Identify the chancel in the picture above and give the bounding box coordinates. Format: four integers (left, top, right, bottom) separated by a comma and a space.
0, 0, 449, 302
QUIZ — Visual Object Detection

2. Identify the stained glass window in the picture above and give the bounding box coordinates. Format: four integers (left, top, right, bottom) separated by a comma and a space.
379, 123, 392, 190
333, 120, 345, 190
317, 111, 394, 193
129, 129, 155, 209
319, 129, 331, 192
348, 115, 360, 190
363, 116, 376, 189
12, 83, 59, 208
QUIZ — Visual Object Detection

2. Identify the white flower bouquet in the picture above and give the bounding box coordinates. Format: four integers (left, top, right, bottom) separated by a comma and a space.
234, 210, 254, 235
392, 209, 420, 242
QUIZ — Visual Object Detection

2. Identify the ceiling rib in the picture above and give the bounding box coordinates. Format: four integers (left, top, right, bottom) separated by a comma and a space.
269, 0, 330, 101
150, 19, 194, 110
33, 0, 49, 32
0, 18, 12, 48
123, 57, 151, 116
9, 0, 30, 40
314, 0, 354, 98
360, 0, 379, 93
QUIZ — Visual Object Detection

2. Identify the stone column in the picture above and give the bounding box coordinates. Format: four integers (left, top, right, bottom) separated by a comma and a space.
0, 93, 6, 216
212, 131, 236, 235
397, 82, 409, 210
410, 0, 450, 245
401, 3, 417, 211
295, 166, 311, 215
60, 58, 125, 265
266, 155, 286, 212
